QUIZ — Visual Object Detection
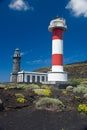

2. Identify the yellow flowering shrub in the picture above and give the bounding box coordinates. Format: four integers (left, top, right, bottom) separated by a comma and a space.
62, 90, 67, 95
41, 85, 49, 89
4, 87, 8, 91
17, 98, 25, 103
33, 89, 51, 96
43, 89, 51, 96
78, 104, 87, 114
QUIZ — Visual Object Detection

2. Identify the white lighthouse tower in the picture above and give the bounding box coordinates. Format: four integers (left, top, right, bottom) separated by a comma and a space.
48, 17, 67, 82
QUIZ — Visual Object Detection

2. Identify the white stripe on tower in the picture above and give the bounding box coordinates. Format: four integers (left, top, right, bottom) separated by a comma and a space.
52, 28, 63, 72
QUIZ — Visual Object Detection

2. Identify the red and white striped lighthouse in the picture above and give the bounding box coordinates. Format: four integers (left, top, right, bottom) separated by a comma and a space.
48, 17, 67, 81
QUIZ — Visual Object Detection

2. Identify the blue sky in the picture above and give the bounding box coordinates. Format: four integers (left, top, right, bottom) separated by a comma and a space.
0, 0, 87, 82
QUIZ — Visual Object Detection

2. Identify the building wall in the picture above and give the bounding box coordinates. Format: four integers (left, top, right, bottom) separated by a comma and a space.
17, 72, 47, 83
11, 73, 18, 83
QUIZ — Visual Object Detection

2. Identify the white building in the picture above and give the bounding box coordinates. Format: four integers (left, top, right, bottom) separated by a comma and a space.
17, 71, 47, 83
10, 48, 48, 84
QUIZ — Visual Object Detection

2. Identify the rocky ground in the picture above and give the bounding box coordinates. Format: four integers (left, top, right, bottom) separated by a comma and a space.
0, 107, 87, 130
0, 86, 87, 130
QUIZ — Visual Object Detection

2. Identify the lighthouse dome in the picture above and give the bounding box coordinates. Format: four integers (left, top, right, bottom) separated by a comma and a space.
13, 48, 21, 57
48, 17, 67, 32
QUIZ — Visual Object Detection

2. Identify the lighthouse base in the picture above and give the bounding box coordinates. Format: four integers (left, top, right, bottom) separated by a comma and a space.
48, 71, 67, 82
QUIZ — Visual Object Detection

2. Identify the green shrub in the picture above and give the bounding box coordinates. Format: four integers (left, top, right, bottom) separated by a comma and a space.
76, 86, 84, 93
8, 86, 15, 89
78, 104, 87, 114
15, 85, 22, 89
49, 85, 59, 91
83, 88, 87, 94
0, 84, 5, 88
29, 84, 40, 90
22, 85, 29, 90
66, 86, 73, 91
73, 87, 77, 93
15, 93, 24, 98
17, 98, 25, 103
83, 93, 87, 98
36, 97, 65, 110
74, 85, 87, 94
71, 79, 80, 86
61, 128, 65, 130
81, 80, 87, 85
75, 96, 80, 99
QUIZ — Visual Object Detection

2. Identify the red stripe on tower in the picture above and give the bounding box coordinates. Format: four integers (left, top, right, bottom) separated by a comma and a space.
52, 54, 63, 65
52, 28, 63, 40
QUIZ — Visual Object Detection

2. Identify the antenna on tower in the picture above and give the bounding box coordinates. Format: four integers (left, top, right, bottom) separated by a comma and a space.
56, 15, 60, 19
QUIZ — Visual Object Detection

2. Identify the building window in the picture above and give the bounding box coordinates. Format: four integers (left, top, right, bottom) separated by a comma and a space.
42, 76, 45, 82
27, 75, 30, 83
32, 76, 35, 83
37, 76, 40, 82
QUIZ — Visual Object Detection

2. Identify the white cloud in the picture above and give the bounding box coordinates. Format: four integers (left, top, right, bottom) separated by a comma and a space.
20, 51, 29, 56
27, 58, 51, 65
27, 59, 43, 64
20, 52, 25, 56
9, 0, 33, 11
66, 0, 87, 17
